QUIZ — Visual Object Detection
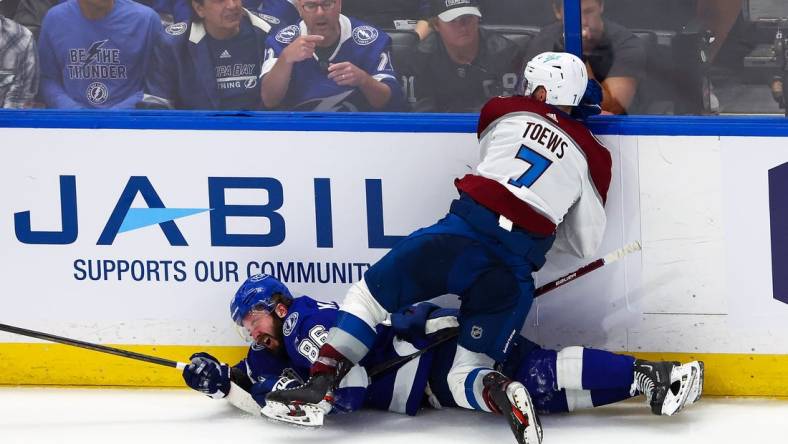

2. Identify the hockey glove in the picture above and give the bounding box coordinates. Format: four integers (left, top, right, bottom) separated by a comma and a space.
572, 78, 603, 120
182, 352, 231, 399
390, 302, 441, 343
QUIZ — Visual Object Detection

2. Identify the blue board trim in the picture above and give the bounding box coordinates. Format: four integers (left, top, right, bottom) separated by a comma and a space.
1, 110, 787, 137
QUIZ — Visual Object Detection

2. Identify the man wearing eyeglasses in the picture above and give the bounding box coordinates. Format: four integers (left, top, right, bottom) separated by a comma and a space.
260, 0, 405, 111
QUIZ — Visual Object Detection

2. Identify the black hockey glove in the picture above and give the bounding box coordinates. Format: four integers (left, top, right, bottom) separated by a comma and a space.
182, 352, 231, 399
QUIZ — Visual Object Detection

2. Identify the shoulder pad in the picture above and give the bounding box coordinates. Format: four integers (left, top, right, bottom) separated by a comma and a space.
352, 25, 380, 46
275, 24, 301, 44
165, 22, 188, 36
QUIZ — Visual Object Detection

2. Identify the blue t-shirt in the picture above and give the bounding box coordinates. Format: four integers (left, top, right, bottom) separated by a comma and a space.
261, 15, 405, 111
242, 0, 300, 31
38, 0, 162, 109
205, 19, 262, 110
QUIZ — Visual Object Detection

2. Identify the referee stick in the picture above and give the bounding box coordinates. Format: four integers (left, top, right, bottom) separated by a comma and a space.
367, 240, 642, 377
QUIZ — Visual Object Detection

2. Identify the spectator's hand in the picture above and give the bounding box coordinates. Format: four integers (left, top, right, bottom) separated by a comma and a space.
327, 62, 368, 87
585, 61, 597, 80
281, 35, 324, 64
771, 77, 784, 109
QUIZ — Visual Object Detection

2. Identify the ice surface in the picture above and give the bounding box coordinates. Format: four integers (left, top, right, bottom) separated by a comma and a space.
1, 387, 786, 444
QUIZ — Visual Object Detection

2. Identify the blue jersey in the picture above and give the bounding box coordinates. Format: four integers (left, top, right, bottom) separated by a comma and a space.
234, 296, 439, 415
142, 11, 271, 110
242, 0, 300, 31
38, 0, 161, 109
261, 15, 405, 111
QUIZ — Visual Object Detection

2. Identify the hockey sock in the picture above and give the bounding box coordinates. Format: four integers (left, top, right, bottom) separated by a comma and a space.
323, 279, 389, 366
556, 346, 636, 391
447, 345, 496, 412
310, 343, 349, 376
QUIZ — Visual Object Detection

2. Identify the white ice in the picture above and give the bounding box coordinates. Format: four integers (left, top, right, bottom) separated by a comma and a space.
1, 387, 786, 444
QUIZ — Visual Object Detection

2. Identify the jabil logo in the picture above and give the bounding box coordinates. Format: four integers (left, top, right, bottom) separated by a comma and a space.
13, 176, 403, 249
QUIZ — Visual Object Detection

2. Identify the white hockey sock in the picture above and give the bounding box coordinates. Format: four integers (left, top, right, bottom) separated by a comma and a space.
556, 346, 585, 390
446, 345, 495, 412
327, 279, 389, 362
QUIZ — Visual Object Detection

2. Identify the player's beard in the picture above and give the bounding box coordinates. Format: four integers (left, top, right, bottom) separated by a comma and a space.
268, 315, 286, 357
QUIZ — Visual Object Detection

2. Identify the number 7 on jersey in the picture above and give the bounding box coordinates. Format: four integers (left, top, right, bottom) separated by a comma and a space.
507, 144, 553, 188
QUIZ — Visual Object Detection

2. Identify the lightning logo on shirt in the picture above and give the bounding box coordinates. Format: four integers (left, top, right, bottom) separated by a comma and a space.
83, 40, 109, 66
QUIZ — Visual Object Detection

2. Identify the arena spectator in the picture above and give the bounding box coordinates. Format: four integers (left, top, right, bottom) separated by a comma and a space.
525, 0, 645, 114
141, 0, 271, 110
15, 0, 189, 40
241, 0, 299, 31
260, 0, 404, 112
343, 0, 431, 39
399, 0, 523, 112
12, 0, 55, 39
37, 0, 161, 109
0, 11, 38, 108
147, 0, 191, 24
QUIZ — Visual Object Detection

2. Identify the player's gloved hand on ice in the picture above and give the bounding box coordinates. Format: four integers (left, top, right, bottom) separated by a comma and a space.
571, 78, 603, 120
182, 352, 231, 399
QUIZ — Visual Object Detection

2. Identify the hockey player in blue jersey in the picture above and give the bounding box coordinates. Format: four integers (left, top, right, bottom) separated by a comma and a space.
182, 274, 703, 431
141, 0, 273, 110
242, 0, 300, 31
37, 0, 162, 109
259, 0, 405, 111
264, 52, 703, 444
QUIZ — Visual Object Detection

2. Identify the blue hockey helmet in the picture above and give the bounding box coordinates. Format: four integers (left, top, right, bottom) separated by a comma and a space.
230, 274, 293, 326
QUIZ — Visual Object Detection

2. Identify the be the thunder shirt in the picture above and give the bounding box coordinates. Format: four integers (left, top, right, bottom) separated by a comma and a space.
38, 0, 161, 109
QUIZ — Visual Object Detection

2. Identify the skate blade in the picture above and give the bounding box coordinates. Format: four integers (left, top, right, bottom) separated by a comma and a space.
508, 384, 543, 444
261, 401, 325, 427
688, 361, 704, 404
663, 361, 701, 416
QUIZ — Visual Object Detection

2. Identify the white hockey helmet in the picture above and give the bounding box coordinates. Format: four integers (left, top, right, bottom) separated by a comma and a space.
522, 51, 588, 107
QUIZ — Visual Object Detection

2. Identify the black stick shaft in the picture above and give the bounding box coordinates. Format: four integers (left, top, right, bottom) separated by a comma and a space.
533, 259, 604, 297
0, 323, 185, 369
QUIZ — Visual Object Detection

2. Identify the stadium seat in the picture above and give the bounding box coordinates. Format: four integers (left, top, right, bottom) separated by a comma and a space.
384, 30, 420, 74
479, 24, 538, 55
480, 0, 555, 28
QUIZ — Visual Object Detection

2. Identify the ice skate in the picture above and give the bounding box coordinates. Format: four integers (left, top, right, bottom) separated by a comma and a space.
632, 359, 704, 416
483, 372, 543, 444
263, 355, 352, 426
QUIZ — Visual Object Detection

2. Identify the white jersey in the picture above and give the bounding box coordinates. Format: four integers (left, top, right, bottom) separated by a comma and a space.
456, 95, 612, 258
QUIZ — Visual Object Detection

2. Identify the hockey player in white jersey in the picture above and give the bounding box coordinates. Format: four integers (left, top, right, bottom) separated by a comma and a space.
265, 52, 691, 444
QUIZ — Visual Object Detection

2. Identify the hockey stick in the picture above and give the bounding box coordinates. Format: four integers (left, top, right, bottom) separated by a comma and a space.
366, 241, 642, 378
534, 240, 641, 296
0, 323, 188, 370
0, 322, 264, 415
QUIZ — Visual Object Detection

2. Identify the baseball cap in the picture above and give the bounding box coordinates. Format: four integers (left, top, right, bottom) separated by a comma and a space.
431, 0, 482, 22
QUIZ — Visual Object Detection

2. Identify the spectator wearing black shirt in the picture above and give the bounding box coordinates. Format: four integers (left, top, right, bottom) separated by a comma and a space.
525, 0, 645, 114
399, 0, 523, 112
